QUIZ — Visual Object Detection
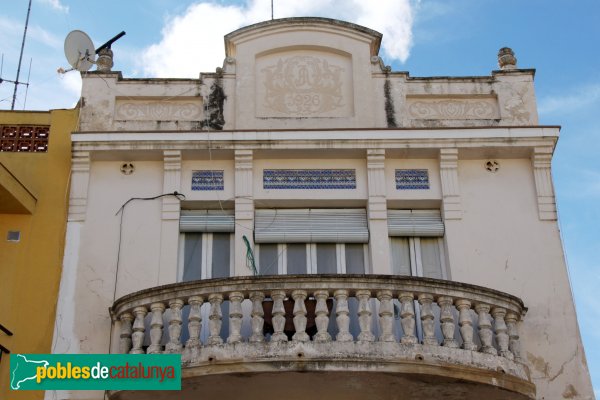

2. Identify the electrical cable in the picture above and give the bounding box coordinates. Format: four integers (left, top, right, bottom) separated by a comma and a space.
112, 191, 186, 302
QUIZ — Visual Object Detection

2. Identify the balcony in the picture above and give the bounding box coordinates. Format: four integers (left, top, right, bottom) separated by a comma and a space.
109, 275, 533, 400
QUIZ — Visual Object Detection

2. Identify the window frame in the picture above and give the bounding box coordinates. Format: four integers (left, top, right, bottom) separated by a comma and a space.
177, 232, 235, 281
390, 236, 447, 279
255, 243, 370, 275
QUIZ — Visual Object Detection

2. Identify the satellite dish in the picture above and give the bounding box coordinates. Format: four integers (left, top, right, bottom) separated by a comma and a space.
64, 30, 96, 72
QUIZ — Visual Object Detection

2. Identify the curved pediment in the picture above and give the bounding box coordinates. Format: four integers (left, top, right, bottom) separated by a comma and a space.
225, 17, 382, 57
225, 18, 382, 127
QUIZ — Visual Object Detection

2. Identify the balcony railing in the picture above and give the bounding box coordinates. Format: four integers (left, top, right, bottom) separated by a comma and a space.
110, 274, 532, 397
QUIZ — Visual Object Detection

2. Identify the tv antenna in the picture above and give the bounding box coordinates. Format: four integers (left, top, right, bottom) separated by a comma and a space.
0, 0, 33, 110
61, 30, 126, 73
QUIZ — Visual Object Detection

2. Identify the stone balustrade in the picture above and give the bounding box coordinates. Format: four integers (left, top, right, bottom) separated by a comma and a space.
110, 274, 531, 393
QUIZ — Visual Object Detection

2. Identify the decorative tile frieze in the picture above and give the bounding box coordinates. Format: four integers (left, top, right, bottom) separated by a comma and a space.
395, 169, 429, 190
192, 170, 224, 191
263, 169, 356, 189
0, 125, 49, 152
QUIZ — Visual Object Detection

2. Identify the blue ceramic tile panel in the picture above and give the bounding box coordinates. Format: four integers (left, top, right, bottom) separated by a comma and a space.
395, 169, 429, 190
192, 170, 224, 191
263, 169, 356, 189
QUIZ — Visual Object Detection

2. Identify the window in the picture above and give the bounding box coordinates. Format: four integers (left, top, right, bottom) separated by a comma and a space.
389, 237, 446, 279
254, 208, 370, 275
179, 232, 233, 281
388, 210, 446, 279
255, 243, 369, 275
178, 210, 234, 281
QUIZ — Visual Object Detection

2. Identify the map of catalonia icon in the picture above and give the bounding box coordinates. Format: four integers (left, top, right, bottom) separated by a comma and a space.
10, 354, 49, 390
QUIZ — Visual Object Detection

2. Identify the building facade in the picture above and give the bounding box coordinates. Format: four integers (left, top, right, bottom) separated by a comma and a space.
49, 18, 593, 399
0, 109, 78, 400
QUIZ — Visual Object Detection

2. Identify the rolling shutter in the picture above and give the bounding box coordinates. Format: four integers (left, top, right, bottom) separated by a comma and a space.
179, 210, 235, 233
255, 209, 369, 243
387, 210, 444, 237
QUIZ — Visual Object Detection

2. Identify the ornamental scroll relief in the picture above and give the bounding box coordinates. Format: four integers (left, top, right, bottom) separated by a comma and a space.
407, 97, 500, 120
257, 53, 352, 118
115, 99, 203, 121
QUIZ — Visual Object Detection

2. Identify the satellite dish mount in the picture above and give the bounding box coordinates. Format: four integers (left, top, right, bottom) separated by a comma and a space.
63, 30, 126, 73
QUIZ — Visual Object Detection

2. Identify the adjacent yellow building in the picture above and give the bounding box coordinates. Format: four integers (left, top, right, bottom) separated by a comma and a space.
0, 109, 78, 400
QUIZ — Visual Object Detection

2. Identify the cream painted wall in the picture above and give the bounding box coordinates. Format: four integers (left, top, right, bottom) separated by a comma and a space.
446, 159, 589, 397
63, 160, 164, 362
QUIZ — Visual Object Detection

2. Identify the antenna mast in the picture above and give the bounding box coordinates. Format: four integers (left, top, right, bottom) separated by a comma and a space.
271, 0, 274, 20
11, 0, 32, 110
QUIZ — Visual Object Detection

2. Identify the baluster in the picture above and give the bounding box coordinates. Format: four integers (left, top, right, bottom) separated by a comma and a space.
130, 306, 147, 354
147, 303, 165, 354
506, 311, 522, 362
249, 292, 265, 343
475, 303, 497, 355
271, 290, 287, 342
334, 289, 353, 342
186, 296, 203, 349
208, 294, 223, 345
418, 294, 438, 346
165, 299, 184, 353
377, 290, 395, 342
228, 292, 244, 344
292, 290, 309, 342
438, 296, 458, 348
356, 290, 374, 342
118, 312, 133, 354
314, 290, 331, 342
399, 292, 417, 344
456, 299, 477, 351
492, 307, 512, 359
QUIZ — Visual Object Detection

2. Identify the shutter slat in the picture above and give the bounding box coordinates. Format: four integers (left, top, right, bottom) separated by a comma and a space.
387, 209, 444, 237
180, 210, 235, 233
255, 209, 369, 243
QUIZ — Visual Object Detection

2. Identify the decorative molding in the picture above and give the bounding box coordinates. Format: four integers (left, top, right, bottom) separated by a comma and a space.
439, 148, 462, 220
68, 151, 91, 221
396, 169, 429, 190
408, 97, 499, 120
258, 53, 352, 117
532, 147, 557, 220
499, 84, 531, 124
1, 125, 49, 152
114, 99, 203, 121
263, 169, 356, 190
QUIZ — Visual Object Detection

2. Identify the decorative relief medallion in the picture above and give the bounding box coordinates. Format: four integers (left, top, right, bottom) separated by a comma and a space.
192, 170, 224, 191
261, 56, 345, 116
263, 169, 356, 190
395, 169, 430, 190
500, 85, 531, 124
408, 98, 499, 120
115, 100, 203, 121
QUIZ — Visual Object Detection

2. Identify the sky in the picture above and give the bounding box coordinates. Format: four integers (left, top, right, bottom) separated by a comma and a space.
1, 0, 599, 394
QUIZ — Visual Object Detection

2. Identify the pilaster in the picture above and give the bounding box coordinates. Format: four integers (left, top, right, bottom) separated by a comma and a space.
367, 149, 391, 274
158, 150, 181, 285
234, 150, 254, 276
439, 148, 462, 220
68, 151, 90, 222
532, 147, 557, 220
